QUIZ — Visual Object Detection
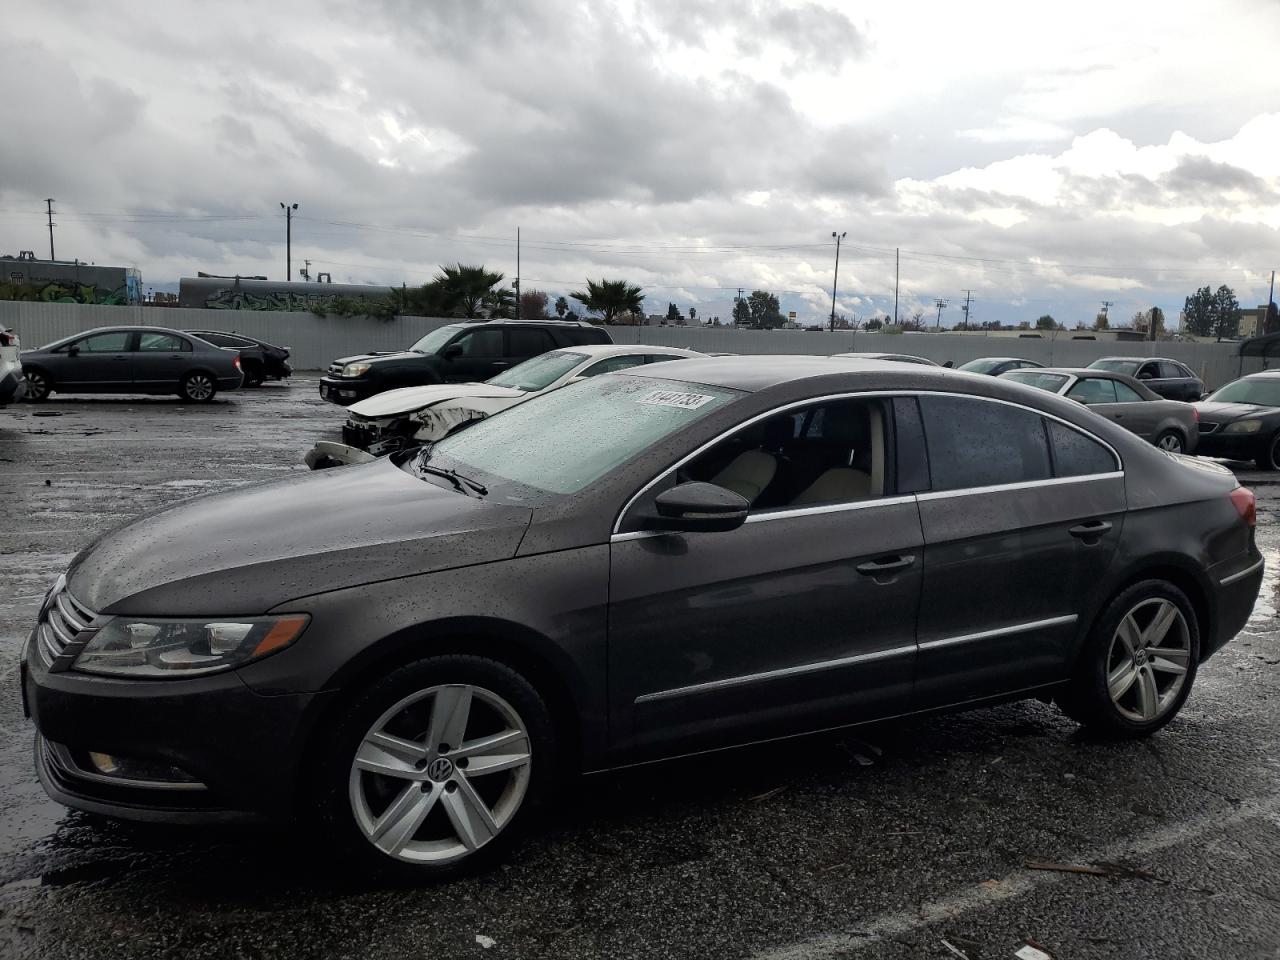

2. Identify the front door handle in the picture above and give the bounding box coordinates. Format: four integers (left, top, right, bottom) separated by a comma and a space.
856, 554, 916, 576
1068, 520, 1113, 542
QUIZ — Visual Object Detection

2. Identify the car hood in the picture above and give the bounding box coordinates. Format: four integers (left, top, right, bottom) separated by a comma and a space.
67, 458, 532, 616
333, 351, 423, 366
1194, 401, 1277, 421
350, 383, 525, 418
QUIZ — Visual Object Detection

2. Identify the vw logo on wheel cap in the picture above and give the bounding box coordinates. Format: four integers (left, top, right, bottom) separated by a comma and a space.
426, 757, 455, 782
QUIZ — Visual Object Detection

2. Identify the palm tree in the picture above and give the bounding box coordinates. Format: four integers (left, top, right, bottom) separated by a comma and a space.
570, 279, 644, 324
435, 263, 504, 318
554, 295, 569, 318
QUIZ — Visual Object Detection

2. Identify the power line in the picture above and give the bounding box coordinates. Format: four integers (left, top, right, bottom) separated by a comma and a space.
44, 198, 55, 260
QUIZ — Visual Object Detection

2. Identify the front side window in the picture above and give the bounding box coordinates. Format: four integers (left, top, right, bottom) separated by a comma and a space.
409, 324, 467, 354
1066, 377, 1119, 405
75, 332, 131, 353
680, 397, 890, 511
919, 396, 1051, 491
419, 375, 741, 497
138, 332, 190, 352
453, 328, 503, 357
487, 350, 585, 391
1160, 361, 1188, 379
1136, 362, 1160, 380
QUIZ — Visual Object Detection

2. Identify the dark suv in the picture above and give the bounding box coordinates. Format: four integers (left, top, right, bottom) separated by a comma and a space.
319, 320, 612, 405
1088, 357, 1204, 401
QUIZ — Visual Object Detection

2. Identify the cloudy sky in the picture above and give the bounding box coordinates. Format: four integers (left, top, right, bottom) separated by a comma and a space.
2, 0, 1279, 327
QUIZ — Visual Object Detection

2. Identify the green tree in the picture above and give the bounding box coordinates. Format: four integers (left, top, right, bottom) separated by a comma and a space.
554, 295, 569, 318
485, 285, 516, 318
732, 297, 751, 326
688, 306, 697, 323
434, 263, 504, 318
1093, 312, 1110, 331
1035, 314, 1057, 331
865, 317, 883, 331
666, 302, 681, 323
1183, 286, 1215, 337
570, 278, 645, 324
747, 290, 785, 329
1213, 285, 1241, 339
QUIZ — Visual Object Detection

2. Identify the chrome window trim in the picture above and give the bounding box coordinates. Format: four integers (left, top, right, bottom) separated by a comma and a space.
916, 471, 1124, 502
1220, 557, 1264, 586
610, 388, 1125, 535
918, 614, 1079, 652
634, 643, 917, 704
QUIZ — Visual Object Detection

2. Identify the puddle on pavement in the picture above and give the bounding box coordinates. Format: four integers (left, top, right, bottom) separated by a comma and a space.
1247, 547, 1280, 624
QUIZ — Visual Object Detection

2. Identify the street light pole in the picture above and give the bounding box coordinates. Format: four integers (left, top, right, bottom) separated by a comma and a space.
279, 202, 298, 281
829, 231, 846, 332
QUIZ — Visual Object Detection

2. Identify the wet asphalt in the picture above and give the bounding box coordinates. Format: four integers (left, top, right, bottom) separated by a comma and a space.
1, 380, 1279, 960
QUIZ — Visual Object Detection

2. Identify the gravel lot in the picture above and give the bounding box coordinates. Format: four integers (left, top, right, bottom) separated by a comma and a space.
3, 380, 1280, 960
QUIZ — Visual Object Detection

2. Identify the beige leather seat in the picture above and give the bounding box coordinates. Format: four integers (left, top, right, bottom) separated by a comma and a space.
711, 449, 777, 504
791, 406, 884, 505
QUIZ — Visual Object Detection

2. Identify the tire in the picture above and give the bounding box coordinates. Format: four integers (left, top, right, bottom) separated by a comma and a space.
315, 655, 555, 880
180, 372, 218, 403
22, 367, 51, 401
1256, 431, 1280, 471
1056, 580, 1199, 738
243, 364, 265, 388
1154, 430, 1185, 454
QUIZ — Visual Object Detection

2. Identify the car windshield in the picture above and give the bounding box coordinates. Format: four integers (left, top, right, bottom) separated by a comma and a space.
1090, 359, 1141, 375
409, 324, 467, 354
410, 374, 741, 497
1206, 378, 1280, 407
1003, 371, 1071, 393
958, 359, 1005, 374
487, 350, 586, 392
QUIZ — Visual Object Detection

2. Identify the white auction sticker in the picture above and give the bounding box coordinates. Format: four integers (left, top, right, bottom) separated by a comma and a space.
638, 390, 715, 409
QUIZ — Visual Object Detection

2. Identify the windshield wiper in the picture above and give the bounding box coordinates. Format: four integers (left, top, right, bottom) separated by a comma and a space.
415, 461, 488, 496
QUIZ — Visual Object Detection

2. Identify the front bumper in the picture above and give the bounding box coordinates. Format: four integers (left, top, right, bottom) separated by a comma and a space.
318, 376, 378, 405
1195, 431, 1262, 462
22, 630, 329, 824
304, 440, 378, 470
0, 368, 26, 404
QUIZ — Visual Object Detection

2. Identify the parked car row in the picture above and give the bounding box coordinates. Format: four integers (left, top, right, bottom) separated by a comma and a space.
22, 353, 1264, 878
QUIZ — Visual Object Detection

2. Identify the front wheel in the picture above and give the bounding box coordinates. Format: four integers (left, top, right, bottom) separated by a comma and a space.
1155, 430, 1185, 454
22, 368, 51, 401
317, 655, 555, 879
1057, 580, 1199, 738
1256, 431, 1280, 471
180, 372, 217, 403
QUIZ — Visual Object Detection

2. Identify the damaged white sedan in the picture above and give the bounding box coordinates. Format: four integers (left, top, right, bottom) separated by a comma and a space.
305, 344, 704, 468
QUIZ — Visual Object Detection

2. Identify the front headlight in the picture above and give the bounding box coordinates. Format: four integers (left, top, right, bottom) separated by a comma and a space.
1224, 419, 1263, 434
342, 362, 371, 378
73, 615, 309, 678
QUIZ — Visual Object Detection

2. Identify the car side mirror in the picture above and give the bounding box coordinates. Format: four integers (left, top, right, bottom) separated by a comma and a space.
442, 343, 463, 360
943, 360, 954, 368
1137, 371, 1153, 379
646, 481, 749, 533
66, 345, 80, 357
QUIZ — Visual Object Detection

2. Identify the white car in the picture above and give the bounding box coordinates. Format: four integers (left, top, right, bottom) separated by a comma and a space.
0, 327, 25, 407
305, 344, 704, 468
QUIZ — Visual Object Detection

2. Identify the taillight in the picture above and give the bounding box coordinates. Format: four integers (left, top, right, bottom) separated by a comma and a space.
1231, 486, 1256, 528
233, 356, 242, 371
0, 330, 17, 347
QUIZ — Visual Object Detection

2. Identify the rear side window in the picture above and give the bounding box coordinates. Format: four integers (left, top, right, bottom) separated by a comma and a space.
1160, 361, 1188, 379
195, 332, 232, 346
1066, 377, 1118, 404
1113, 381, 1144, 403
919, 396, 1051, 491
581, 355, 647, 377
1048, 421, 1117, 477
139, 332, 190, 352
507, 328, 556, 358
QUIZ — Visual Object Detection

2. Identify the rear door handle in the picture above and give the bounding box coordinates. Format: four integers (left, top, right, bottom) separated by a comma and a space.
856, 554, 916, 576
1068, 520, 1113, 541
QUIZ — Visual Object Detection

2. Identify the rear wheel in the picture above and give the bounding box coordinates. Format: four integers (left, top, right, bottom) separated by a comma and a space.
180, 372, 217, 403
1155, 430, 1185, 453
22, 368, 51, 401
242, 363, 265, 387
1057, 580, 1199, 738
317, 655, 554, 879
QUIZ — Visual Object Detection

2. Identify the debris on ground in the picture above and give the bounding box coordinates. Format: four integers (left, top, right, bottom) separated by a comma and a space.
749, 785, 788, 802
1024, 860, 1158, 880
1015, 941, 1053, 960
939, 937, 970, 959
32, 411, 63, 417
838, 738, 882, 767
475, 934, 496, 949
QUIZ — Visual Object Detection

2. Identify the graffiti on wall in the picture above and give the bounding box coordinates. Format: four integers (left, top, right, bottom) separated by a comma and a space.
203, 288, 344, 311
0, 279, 130, 305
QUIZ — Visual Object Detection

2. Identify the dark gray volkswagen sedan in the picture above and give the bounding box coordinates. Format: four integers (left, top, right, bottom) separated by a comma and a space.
21, 357, 1263, 878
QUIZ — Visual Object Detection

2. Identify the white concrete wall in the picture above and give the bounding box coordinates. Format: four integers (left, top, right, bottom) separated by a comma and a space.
1, 301, 1260, 388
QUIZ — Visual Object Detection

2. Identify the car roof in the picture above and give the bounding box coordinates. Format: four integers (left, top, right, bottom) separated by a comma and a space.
1094, 356, 1176, 363
963, 356, 1026, 363
618, 354, 957, 392
59, 325, 191, 337
551, 344, 701, 359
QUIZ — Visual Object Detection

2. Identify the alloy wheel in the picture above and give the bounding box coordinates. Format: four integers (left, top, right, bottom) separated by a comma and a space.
23, 370, 49, 400
1156, 432, 1183, 453
1105, 597, 1192, 723
1269, 433, 1280, 471
184, 374, 214, 401
347, 684, 532, 864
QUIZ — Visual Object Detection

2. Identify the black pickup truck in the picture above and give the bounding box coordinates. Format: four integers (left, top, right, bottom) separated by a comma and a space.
319, 319, 612, 405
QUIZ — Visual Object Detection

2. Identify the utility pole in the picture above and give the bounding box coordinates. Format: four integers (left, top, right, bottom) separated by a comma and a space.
300, 259, 312, 282
1267, 270, 1276, 335
515, 227, 521, 321
959, 289, 973, 330
1100, 299, 1113, 323
45, 199, 56, 261
893, 247, 900, 326
829, 231, 846, 332
933, 297, 948, 330
279, 202, 297, 281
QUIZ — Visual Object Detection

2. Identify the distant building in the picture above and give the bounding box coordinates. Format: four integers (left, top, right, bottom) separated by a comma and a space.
1, 251, 141, 304
1239, 305, 1276, 339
